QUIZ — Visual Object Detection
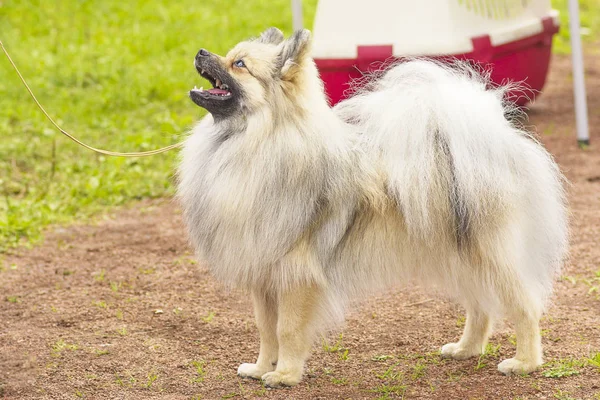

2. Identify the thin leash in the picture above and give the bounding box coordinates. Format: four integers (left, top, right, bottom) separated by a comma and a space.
0, 39, 183, 157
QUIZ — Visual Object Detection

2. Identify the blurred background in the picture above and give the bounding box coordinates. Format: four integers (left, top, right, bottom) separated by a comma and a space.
0, 0, 596, 251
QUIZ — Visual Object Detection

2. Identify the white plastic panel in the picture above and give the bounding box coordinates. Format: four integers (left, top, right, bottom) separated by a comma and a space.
312, 0, 555, 58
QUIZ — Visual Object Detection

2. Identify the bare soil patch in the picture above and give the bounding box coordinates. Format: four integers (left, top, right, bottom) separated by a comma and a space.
1, 51, 600, 399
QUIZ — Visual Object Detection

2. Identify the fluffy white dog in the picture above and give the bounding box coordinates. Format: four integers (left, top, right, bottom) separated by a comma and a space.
178, 28, 568, 388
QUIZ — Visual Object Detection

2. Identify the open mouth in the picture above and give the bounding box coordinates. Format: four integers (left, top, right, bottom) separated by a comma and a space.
190, 68, 232, 100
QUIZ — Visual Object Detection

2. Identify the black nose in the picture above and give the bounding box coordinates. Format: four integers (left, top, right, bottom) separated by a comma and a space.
196, 49, 209, 59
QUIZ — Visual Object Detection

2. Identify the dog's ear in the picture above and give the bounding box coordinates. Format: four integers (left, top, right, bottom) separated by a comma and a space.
278, 29, 312, 81
257, 27, 284, 45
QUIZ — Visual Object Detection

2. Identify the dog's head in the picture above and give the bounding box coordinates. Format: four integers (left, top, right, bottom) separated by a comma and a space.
189, 28, 317, 120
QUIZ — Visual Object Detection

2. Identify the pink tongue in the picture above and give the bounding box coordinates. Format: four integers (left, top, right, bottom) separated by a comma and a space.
207, 88, 230, 95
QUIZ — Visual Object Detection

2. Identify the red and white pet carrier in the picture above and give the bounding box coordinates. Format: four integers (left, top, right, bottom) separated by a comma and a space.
311, 0, 559, 106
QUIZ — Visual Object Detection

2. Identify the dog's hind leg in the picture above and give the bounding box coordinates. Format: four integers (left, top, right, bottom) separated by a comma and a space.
238, 290, 279, 379
497, 309, 543, 375
261, 284, 322, 388
495, 258, 544, 374
441, 306, 492, 360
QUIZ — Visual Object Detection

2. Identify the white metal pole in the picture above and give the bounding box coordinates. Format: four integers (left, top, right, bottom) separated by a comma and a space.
291, 0, 304, 31
568, 0, 590, 146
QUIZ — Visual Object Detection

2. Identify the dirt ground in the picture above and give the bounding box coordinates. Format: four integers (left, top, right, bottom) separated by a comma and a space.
2, 51, 600, 400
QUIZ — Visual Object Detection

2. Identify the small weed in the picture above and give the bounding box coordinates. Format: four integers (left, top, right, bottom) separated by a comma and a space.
376, 363, 403, 381
373, 361, 406, 399
541, 329, 550, 337
322, 333, 344, 353
115, 372, 137, 388
115, 309, 124, 320
190, 360, 206, 383
139, 267, 156, 275
428, 379, 436, 392
411, 361, 427, 380
542, 358, 585, 378
221, 393, 238, 399
331, 376, 348, 385
540, 328, 562, 343
117, 327, 128, 336
109, 281, 121, 292
114, 375, 125, 387
95, 349, 109, 356
94, 270, 106, 282
484, 343, 501, 357
202, 311, 216, 323
92, 300, 107, 309
414, 351, 442, 365
74, 390, 84, 398
6, 295, 20, 303
456, 315, 466, 328
173, 256, 197, 266
322, 333, 350, 360
588, 352, 600, 370
144, 371, 158, 389
446, 370, 464, 382
372, 354, 394, 361
338, 348, 350, 361
508, 334, 517, 346
51, 339, 78, 357
553, 389, 577, 400
474, 343, 501, 371
474, 358, 487, 371
372, 383, 407, 399
63, 270, 74, 276
562, 275, 577, 285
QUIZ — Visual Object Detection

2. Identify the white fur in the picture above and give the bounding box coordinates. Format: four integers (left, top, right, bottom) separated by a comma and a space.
178, 32, 568, 386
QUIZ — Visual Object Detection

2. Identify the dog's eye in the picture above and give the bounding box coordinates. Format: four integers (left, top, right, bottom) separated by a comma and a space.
234, 59, 246, 68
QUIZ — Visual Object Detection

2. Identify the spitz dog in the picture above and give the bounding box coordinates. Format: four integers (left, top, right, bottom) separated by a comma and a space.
178, 28, 568, 388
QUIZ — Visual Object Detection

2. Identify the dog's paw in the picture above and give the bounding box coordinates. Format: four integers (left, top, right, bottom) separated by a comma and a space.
440, 342, 481, 360
497, 358, 541, 375
261, 370, 302, 388
237, 363, 272, 380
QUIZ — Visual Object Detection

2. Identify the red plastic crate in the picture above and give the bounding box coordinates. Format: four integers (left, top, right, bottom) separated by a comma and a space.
315, 16, 559, 106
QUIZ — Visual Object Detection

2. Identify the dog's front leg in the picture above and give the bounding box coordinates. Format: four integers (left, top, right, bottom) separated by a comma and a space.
238, 290, 279, 379
261, 284, 321, 388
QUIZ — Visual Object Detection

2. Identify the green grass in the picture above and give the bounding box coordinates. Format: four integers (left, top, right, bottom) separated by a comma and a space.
542, 358, 586, 378
551, 0, 600, 54
0, 1, 594, 251
373, 362, 406, 400
144, 371, 159, 389
322, 333, 345, 353
474, 343, 501, 371
50, 339, 79, 357
0, 0, 318, 251
588, 352, 600, 370
190, 360, 206, 384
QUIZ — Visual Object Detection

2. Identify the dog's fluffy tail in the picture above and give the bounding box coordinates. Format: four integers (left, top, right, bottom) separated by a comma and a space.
335, 60, 568, 308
